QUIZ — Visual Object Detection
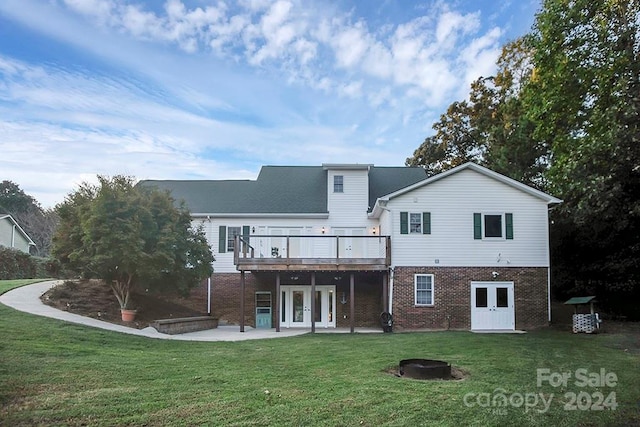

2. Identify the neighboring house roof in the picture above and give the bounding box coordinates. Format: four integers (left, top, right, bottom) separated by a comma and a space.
0, 214, 36, 247
140, 165, 426, 215
370, 162, 563, 216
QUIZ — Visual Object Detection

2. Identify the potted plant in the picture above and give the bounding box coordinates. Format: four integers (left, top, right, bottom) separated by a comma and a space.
120, 307, 137, 322
111, 278, 137, 321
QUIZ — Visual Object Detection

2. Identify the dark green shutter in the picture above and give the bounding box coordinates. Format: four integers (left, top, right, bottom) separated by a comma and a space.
242, 225, 251, 250
400, 212, 408, 234
218, 226, 227, 253
423, 212, 431, 234
505, 213, 514, 240
473, 213, 482, 239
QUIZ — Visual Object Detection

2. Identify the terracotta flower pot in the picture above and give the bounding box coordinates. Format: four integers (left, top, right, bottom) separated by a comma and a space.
120, 308, 137, 322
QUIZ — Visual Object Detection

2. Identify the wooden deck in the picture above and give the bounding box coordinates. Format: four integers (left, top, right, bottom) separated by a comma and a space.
234, 235, 391, 272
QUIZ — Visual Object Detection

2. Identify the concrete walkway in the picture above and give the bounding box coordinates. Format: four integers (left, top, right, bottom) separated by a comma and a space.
0, 280, 312, 342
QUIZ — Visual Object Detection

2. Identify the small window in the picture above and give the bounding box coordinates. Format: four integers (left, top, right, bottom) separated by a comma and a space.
227, 226, 241, 252
484, 215, 502, 238
409, 213, 422, 234
496, 287, 509, 308
475, 287, 488, 308
474, 213, 513, 240
401, 212, 431, 235
415, 274, 434, 306
334, 175, 344, 193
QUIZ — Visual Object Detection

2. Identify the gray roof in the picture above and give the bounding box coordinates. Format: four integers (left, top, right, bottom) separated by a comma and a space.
140, 165, 426, 215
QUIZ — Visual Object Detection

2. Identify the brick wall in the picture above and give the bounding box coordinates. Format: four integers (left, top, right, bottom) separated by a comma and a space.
181, 272, 385, 328
392, 266, 549, 331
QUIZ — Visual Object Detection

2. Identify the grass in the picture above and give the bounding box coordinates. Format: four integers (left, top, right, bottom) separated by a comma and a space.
1, 280, 639, 426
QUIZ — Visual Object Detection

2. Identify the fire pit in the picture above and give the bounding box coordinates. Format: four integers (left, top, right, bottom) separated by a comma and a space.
399, 359, 451, 380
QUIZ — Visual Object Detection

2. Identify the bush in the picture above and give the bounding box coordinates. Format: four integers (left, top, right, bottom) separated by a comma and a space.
0, 247, 37, 279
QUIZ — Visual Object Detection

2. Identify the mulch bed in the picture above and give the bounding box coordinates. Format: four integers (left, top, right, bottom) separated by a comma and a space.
41, 279, 204, 329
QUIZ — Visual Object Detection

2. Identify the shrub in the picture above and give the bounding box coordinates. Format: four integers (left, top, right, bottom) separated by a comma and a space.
0, 247, 37, 279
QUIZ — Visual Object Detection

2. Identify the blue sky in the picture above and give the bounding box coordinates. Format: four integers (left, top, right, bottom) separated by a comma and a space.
0, 0, 540, 208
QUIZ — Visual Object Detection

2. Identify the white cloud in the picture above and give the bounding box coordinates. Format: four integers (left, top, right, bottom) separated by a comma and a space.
0, 0, 524, 206
54, 0, 502, 107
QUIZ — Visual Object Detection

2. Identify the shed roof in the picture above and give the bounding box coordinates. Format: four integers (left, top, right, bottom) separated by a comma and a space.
564, 296, 597, 305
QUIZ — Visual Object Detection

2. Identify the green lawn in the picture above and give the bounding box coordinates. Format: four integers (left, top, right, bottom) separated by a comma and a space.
1, 281, 639, 426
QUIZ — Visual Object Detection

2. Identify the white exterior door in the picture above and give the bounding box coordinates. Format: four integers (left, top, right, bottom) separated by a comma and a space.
471, 282, 515, 330
268, 228, 303, 258
280, 285, 336, 328
333, 228, 366, 258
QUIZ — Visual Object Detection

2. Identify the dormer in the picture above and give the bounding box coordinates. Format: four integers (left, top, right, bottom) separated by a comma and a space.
323, 164, 372, 220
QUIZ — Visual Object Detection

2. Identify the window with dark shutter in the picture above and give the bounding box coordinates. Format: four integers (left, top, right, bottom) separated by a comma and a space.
423, 212, 431, 235
400, 212, 408, 234
218, 226, 227, 253
505, 213, 513, 239
473, 213, 482, 239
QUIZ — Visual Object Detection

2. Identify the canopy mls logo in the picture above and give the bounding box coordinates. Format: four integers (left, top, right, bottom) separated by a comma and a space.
463, 368, 619, 415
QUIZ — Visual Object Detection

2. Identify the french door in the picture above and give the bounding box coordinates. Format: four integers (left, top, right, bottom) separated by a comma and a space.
268, 228, 303, 258
471, 282, 515, 330
280, 285, 336, 328
332, 228, 366, 258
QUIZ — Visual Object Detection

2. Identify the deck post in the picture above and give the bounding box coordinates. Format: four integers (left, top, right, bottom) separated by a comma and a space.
311, 272, 316, 333
240, 271, 245, 333
382, 272, 388, 313
275, 272, 281, 332
350, 273, 355, 333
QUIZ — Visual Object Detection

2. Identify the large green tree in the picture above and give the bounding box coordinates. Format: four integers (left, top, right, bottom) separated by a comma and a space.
528, 0, 640, 316
406, 38, 549, 189
52, 176, 214, 310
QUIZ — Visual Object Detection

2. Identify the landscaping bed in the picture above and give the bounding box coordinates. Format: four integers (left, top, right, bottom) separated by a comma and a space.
40, 279, 204, 329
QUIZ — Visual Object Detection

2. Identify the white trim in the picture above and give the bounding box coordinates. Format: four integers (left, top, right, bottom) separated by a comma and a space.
322, 164, 372, 170
547, 268, 552, 323
414, 274, 434, 306
470, 281, 515, 330
280, 285, 336, 328
389, 267, 394, 315
191, 213, 330, 219
0, 214, 36, 246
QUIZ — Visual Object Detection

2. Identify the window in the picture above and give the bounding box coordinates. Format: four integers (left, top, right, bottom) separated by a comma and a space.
415, 274, 434, 306
334, 175, 344, 193
474, 213, 513, 240
400, 212, 431, 235
484, 215, 502, 237
227, 226, 241, 252
409, 213, 422, 233
475, 287, 488, 308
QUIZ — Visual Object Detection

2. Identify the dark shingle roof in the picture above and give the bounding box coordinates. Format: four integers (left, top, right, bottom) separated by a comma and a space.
368, 167, 426, 209
140, 165, 426, 214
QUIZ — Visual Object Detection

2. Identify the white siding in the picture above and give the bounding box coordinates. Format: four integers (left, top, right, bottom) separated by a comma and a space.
0, 218, 31, 253
326, 169, 370, 226
193, 167, 553, 272
387, 169, 551, 267
197, 214, 383, 273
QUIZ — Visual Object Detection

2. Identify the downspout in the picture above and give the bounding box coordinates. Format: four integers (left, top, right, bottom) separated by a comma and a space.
547, 268, 551, 324
547, 203, 559, 324
207, 276, 212, 316
11, 224, 16, 248
389, 266, 394, 315
379, 204, 393, 315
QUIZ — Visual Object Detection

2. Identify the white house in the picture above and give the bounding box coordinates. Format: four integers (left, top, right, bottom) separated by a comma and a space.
143, 162, 561, 332
0, 214, 35, 254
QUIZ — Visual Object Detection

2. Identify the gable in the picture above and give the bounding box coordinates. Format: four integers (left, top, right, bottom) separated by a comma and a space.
370, 163, 561, 217
0, 214, 35, 250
